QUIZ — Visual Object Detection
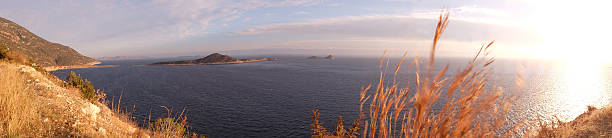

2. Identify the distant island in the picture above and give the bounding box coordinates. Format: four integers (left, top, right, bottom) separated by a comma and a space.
307, 54, 335, 60
151, 53, 278, 65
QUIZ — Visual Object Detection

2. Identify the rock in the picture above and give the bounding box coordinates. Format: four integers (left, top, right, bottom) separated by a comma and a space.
81, 103, 100, 121
98, 127, 106, 133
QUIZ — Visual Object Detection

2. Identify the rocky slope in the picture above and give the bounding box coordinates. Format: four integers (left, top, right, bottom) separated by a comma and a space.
0, 17, 96, 67
0, 61, 142, 137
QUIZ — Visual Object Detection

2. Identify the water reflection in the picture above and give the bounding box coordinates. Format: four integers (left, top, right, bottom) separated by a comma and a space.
546, 61, 610, 121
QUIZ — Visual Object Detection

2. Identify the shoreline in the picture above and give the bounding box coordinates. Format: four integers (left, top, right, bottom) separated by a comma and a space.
44, 61, 119, 71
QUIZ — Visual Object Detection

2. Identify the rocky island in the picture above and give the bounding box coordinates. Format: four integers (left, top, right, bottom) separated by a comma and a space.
307, 54, 335, 60
152, 53, 277, 65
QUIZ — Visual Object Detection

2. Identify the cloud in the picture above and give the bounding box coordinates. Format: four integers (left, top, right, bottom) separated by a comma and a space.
0, 0, 323, 56
295, 11, 309, 14
233, 14, 541, 44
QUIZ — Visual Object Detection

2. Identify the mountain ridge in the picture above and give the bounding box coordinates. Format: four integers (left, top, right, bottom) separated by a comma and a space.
0, 17, 95, 67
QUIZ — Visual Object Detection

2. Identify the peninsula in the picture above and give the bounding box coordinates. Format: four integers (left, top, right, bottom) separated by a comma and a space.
151, 53, 277, 65
43, 61, 119, 71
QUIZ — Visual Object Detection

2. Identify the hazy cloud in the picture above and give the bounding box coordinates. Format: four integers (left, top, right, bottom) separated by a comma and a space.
234, 14, 540, 44
0, 0, 323, 56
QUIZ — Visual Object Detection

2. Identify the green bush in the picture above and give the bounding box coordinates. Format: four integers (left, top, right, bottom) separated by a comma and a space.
65, 71, 96, 102
0, 45, 9, 59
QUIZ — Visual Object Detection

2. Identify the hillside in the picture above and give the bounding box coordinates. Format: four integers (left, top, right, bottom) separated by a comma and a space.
194, 53, 237, 63
0, 61, 139, 137
0, 60, 206, 137
0, 17, 95, 67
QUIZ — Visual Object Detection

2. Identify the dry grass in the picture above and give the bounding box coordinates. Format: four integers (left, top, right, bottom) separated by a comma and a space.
0, 61, 42, 136
100, 87, 203, 137
311, 11, 524, 138
146, 106, 203, 138
533, 106, 612, 137
357, 11, 522, 138
104, 91, 204, 137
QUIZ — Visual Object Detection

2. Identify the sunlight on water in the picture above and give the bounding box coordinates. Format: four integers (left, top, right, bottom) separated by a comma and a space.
549, 60, 611, 121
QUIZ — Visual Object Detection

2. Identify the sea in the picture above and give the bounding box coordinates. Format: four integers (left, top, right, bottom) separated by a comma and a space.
51, 56, 612, 137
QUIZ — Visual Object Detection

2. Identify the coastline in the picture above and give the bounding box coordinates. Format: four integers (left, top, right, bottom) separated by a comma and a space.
44, 61, 119, 71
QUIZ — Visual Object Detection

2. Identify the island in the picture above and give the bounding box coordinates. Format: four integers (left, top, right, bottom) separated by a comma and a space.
151, 53, 278, 65
307, 54, 335, 60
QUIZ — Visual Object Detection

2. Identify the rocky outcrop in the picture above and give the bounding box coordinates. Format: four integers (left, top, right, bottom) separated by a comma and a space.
308, 55, 335, 60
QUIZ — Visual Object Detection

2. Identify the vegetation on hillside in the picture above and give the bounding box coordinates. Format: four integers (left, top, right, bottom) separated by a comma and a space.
66, 71, 98, 102
0, 59, 41, 136
535, 106, 612, 137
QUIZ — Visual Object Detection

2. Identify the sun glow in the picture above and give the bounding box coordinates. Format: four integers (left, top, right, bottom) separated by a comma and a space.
527, 0, 612, 63
523, 0, 612, 121
551, 60, 611, 121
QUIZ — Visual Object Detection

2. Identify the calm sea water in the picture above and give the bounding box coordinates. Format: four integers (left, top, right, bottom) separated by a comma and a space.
51, 56, 612, 137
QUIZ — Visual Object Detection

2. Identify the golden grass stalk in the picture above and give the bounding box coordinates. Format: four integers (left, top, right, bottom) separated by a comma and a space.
359, 10, 525, 138
311, 10, 524, 138
358, 10, 522, 138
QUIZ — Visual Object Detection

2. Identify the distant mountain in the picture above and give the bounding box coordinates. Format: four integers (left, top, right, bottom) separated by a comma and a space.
0, 17, 95, 66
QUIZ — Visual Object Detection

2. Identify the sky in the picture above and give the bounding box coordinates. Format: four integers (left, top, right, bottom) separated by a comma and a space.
0, 0, 610, 60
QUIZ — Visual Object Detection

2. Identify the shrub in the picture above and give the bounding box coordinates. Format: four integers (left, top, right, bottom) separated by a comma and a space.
0, 46, 7, 59
310, 109, 360, 138
0, 46, 28, 64
147, 106, 204, 138
65, 71, 98, 102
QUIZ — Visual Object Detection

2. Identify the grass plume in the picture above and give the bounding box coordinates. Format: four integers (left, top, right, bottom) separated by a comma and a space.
311, 10, 523, 138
